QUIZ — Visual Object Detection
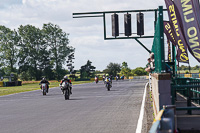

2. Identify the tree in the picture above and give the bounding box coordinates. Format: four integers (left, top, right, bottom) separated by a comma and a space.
122, 62, 128, 68
131, 67, 147, 76
80, 60, 96, 79
67, 52, 76, 79
179, 65, 188, 70
0, 26, 19, 73
0, 23, 74, 80
103, 62, 121, 76
192, 65, 199, 70
38, 48, 54, 80
120, 62, 131, 78
42, 23, 74, 80
18, 25, 44, 80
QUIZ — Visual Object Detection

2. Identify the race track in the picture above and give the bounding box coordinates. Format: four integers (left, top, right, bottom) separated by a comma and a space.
0, 79, 147, 133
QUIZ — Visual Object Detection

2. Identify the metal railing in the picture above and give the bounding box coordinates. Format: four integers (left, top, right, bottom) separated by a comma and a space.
149, 105, 176, 133
171, 77, 200, 114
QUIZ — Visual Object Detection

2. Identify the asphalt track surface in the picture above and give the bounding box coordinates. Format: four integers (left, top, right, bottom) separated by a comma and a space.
0, 79, 147, 133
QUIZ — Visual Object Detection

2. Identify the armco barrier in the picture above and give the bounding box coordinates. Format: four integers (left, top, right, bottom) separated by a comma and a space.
74, 79, 90, 81
184, 74, 192, 78
129, 76, 148, 79
149, 105, 177, 133
3, 81, 22, 87
129, 76, 134, 79
17, 81, 22, 86
178, 73, 200, 78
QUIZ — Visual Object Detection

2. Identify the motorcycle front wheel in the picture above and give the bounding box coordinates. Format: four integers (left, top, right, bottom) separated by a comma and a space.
106, 83, 110, 91
43, 89, 46, 95
107, 85, 110, 91
64, 88, 70, 100
61, 87, 64, 94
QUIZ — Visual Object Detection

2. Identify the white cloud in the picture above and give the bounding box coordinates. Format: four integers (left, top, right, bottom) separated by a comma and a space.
22, 0, 26, 4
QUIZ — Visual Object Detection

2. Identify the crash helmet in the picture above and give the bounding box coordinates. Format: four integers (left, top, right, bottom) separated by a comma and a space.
64, 76, 68, 80
106, 74, 109, 77
42, 77, 46, 81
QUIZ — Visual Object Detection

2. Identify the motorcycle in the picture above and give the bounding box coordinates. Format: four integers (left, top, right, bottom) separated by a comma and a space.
102, 76, 105, 84
41, 83, 48, 95
95, 77, 98, 84
105, 78, 112, 91
116, 76, 119, 81
60, 81, 70, 100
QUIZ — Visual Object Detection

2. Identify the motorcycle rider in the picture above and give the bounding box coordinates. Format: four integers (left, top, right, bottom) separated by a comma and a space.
39, 77, 50, 93
102, 74, 105, 82
105, 74, 112, 87
116, 75, 119, 81
95, 75, 98, 83
60, 76, 72, 94
110, 75, 113, 83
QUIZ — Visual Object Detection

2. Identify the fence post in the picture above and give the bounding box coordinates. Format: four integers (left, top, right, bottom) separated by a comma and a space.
187, 88, 192, 115
172, 45, 176, 78
157, 6, 166, 73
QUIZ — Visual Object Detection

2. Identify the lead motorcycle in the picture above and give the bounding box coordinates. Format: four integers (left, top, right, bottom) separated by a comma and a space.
105, 77, 112, 91
41, 83, 48, 95
60, 81, 71, 100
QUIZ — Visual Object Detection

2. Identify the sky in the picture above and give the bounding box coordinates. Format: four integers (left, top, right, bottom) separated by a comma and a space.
0, 0, 199, 71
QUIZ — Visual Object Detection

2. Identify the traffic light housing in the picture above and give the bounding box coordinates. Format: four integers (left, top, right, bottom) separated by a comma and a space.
111, 13, 119, 37
124, 13, 132, 36
137, 12, 144, 36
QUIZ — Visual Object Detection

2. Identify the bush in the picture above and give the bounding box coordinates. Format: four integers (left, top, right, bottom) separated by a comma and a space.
19, 71, 29, 81
10, 73, 18, 81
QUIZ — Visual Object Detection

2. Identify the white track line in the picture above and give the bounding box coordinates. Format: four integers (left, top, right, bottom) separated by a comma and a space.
135, 82, 148, 133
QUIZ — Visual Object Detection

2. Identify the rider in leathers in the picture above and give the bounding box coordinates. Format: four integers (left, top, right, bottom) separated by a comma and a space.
105, 74, 112, 87
39, 78, 50, 93
60, 76, 72, 94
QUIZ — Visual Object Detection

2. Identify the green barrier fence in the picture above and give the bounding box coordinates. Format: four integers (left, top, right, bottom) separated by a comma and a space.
171, 77, 200, 114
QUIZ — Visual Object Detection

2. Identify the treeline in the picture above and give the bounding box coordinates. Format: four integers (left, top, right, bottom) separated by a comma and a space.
102, 62, 147, 78
178, 65, 200, 70
0, 23, 74, 81
77, 61, 147, 79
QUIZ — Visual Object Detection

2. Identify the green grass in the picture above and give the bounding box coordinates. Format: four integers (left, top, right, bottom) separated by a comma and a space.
0, 81, 93, 96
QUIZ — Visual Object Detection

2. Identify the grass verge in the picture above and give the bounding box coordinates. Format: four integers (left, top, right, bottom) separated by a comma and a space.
0, 81, 93, 96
